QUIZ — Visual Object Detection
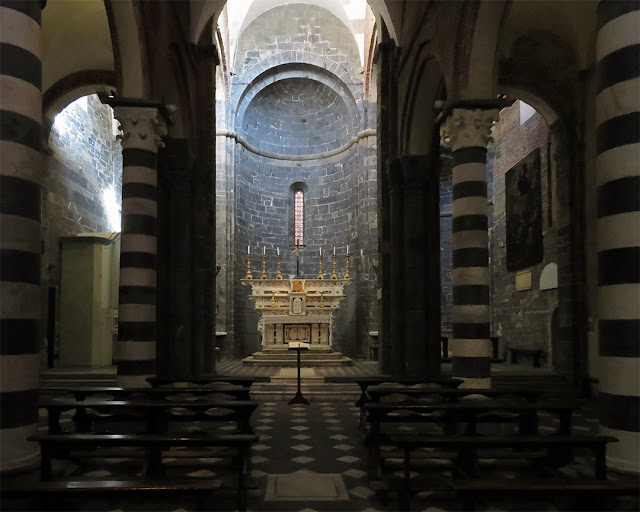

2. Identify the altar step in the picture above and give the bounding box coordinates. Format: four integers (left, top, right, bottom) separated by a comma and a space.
242, 349, 352, 367
249, 368, 360, 400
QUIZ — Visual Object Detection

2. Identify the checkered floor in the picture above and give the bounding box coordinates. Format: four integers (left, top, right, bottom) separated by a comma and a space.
2, 398, 637, 512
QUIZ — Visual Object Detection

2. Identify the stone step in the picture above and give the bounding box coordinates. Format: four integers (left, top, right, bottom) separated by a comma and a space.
250, 382, 360, 401
242, 356, 352, 367
249, 352, 347, 360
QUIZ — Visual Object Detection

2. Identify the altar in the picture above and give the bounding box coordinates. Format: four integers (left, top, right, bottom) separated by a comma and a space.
241, 278, 352, 366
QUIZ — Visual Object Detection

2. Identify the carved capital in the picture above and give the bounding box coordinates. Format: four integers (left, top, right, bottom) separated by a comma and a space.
440, 108, 499, 152
114, 106, 168, 153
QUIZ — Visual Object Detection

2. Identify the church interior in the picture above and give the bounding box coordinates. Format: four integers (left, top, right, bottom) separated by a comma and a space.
1, 0, 639, 510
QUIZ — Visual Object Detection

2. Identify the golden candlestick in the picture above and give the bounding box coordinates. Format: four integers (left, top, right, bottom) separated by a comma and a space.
320, 292, 324, 307
344, 253, 351, 279
276, 254, 282, 279
271, 294, 276, 307
261, 253, 267, 279
330, 254, 338, 279
317, 254, 324, 279
245, 253, 253, 279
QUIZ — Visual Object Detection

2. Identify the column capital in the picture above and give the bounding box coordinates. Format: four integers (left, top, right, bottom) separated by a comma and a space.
440, 108, 499, 152
114, 106, 168, 153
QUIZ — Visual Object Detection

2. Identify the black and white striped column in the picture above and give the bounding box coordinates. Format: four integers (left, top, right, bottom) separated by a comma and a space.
113, 107, 167, 387
0, 0, 43, 471
595, 0, 639, 473
441, 108, 498, 388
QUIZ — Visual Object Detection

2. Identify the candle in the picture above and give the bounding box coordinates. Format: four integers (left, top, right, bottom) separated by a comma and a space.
360, 249, 363, 256
247, 245, 250, 255
346, 245, 349, 254
319, 247, 322, 257
263, 246, 266, 255
333, 246, 336, 256
277, 247, 280, 256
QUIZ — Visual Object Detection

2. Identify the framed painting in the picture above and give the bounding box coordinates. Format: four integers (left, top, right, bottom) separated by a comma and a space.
506, 148, 543, 271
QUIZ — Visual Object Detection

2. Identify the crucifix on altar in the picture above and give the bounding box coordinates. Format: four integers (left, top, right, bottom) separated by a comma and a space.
291, 242, 305, 277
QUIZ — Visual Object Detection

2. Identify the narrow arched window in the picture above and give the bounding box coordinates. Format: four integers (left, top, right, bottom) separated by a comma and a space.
294, 189, 304, 246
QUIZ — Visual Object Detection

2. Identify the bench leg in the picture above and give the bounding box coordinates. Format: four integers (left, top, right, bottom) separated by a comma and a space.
594, 445, 607, 480
399, 447, 411, 512
41, 444, 52, 481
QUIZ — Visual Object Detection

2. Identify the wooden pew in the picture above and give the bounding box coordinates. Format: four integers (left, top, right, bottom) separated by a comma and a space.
40, 385, 252, 401
366, 386, 582, 404
29, 433, 258, 511
365, 400, 579, 479
39, 398, 258, 435
146, 375, 269, 388
1, 479, 223, 512
450, 478, 640, 512
392, 434, 617, 478
325, 375, 463, 429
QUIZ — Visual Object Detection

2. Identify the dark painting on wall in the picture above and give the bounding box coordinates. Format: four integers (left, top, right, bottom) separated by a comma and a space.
506, 148, 543, 271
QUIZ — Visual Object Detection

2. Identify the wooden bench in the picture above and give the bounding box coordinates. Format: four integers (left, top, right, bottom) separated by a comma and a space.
449, 478, 640, 512
29, 433, 258, 511
146, 375, 269, 388
41, 385, 252, 402
325, 375, 463, 429
366, 386, 582, 404
509, 346, 545, 367
385, 434, 618, 510
0, 478, 223, 511
365, 401, 580, 479
39, 398, 258, 435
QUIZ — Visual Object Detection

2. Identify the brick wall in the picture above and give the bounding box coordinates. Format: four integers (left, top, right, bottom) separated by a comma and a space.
490, 102, 557, 365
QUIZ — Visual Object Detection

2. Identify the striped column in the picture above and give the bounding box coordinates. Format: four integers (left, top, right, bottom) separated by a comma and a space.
113, 107, 167, 387
595, 0, 640, 473
441, 108, 498, 388
0, 0, 43, 472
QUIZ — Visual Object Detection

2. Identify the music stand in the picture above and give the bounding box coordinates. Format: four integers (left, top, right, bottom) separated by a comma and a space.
288, 342, 310, 404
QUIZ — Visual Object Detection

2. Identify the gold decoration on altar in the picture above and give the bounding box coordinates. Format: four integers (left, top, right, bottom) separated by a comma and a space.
245, 251, 253, 279
242, 277, 351, 348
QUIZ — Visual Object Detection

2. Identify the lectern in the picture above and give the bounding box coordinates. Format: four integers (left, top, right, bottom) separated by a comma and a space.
288, 342, 310, 404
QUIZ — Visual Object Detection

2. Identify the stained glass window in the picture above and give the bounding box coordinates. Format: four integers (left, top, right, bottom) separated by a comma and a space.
294, 189, 304, 246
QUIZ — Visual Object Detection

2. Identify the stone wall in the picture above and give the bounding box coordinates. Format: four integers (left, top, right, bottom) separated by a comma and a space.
226, 4, 377, 359
489, 102, 557, 366
43, 94, 122, 361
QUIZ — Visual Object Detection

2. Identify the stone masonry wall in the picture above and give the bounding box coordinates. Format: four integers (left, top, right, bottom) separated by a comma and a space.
490, 102, 558, 366
43, 93, 122, 361
228, 4, 375, 359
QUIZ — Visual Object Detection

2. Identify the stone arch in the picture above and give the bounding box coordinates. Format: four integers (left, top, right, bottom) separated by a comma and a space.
42, 71, 116, 139
234, 63, 360, 135
104, 0, 147, 97
402, 54, 446, 155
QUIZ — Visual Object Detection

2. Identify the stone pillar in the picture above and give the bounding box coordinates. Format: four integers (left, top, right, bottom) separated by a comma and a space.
401, 156, 441, 377
385, 160, 405, 376
440, 108, 498, 388
0, 0, 43, 472
595, 0, 640, 473
113, 106, 167, 387
376, 35, 399, 375
191, 44, 217, 377
156, 139, 193, 378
